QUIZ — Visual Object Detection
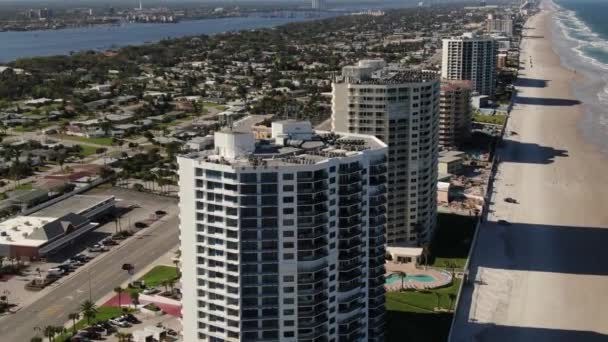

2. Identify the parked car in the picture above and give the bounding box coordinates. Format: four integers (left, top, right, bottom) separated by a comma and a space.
134, 222, 148, 229
504, 197, 518, 204
75, 254, 93, 261
121, 313, 141, 324
47, 268, 65, 277
101, 238, 119, 246
142, 287, 160, 295
109, 318, 130, 328
89, 244, 109, 253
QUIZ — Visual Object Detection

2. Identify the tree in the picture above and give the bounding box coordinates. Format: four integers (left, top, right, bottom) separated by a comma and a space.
30, 337, 43, 342
434, 292, 442, 310
80, 300, 98, 325
99, 120, 113, 135
130, 291, 140, 307
114, 287, 124, 308
396, 271, 406, 291
43, 325, 56, 342
448, 293, 457, 311
68, 312, 79, 335
173, 257, 180, 278
161, 279, 170, 293
99, 166, 115, 180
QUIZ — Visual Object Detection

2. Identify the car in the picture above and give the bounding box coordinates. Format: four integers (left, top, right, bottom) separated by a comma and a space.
504, 197, 518, 204
101, 239, 119, 246
134, 222, 148, 229
143, 287, 159, 295
155, 210, 167, 216
498, 219, 511, 226
88, 245, 109, 253
109, 318, 131, 328
121, 313, 141, 324
73, 254, 92, 262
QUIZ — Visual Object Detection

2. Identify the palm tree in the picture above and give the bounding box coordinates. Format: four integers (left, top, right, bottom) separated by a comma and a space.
172, 258, 180, 278
396, 271, 407, 291
32, 326, 42, 341
80, 300, 98, 325
448, 293, 457, 311
43, 325, 55, 342
115, 332, 128, 342
434, 292, 442, 310
130, 291, 140, 307
114, 287, 124, 308
68, 312, 79, 335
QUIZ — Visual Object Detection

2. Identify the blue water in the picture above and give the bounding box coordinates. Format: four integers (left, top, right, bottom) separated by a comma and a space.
553, 0, 608, 151
554, 0, 608, 67
0, 13, 338, 63
385, 274, 436, 284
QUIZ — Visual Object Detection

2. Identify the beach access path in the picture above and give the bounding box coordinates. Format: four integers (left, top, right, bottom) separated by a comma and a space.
450, 3, 608, 342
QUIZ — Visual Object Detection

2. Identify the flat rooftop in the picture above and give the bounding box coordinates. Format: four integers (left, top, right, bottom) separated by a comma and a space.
183, 130, 387, 168
31, 195, 114, 218
0, 216, 56, 247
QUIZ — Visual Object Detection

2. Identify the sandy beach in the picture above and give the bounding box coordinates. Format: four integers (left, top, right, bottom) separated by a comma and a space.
450, 2, 608, 341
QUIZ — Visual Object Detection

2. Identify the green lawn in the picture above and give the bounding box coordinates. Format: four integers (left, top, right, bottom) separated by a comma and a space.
202, 101, 227, 111
57, 134, 114, 146
473, 113, 507, 125
386, 278, 461, 313
385, 279, 461, 341
428, 213, 477, 269
79, 145, 99, 157
139, 265, 178, 288
14, 183, 33, 190
55, 306, 127, 342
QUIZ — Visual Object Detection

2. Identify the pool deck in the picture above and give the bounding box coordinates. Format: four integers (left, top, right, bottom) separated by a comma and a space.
384, 262, 453, 291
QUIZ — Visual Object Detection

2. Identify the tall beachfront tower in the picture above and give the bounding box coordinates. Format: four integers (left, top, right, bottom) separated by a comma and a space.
441, 33, 498, 96
439, 80, 473, 149
312, 0, 325, 10
332, 60, 440, 246
178, 121, 388, 342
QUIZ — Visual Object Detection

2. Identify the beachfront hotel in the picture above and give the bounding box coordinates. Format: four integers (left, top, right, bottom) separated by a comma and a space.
439, 80, 473, 149
332, 60, 440, 246
441, 33, 498, 96
178, 121, 388, 342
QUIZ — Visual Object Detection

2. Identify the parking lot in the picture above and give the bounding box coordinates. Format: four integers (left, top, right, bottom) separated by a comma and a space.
0, 187, 178, 315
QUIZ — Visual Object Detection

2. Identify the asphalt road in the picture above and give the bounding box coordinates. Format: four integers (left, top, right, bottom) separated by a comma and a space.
0, 215, 179, 342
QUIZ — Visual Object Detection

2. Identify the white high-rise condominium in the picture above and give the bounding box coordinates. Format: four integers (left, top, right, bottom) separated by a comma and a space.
312, 0, 325, 10
178, 121, 388, 342
441, 33, 498, 96
486, 14, 514, 36
332, 60, 440, 246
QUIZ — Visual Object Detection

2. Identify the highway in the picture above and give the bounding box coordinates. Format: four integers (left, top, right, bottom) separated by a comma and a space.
0, 215, 179, 342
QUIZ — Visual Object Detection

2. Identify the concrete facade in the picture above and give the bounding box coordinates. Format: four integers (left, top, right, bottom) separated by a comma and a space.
439, 80, 473, 149
178, 123, 388, 342
441, 34, 498, 96
332, 60, 440, 246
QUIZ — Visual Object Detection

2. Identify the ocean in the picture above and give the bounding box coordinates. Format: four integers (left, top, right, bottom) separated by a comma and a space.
552, 0, 608, 151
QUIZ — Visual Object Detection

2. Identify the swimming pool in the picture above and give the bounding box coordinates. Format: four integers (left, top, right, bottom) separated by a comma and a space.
385, 273, 436, 284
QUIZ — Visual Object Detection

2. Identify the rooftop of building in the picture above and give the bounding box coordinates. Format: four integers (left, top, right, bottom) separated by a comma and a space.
336, 59, 439, 85
0, 213, 89, 247
30, 195, 114, 218
182, 120, 387, 168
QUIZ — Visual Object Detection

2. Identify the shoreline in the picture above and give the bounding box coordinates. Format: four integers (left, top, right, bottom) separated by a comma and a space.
547, 0, 608, 157
450, 2, 608, 340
